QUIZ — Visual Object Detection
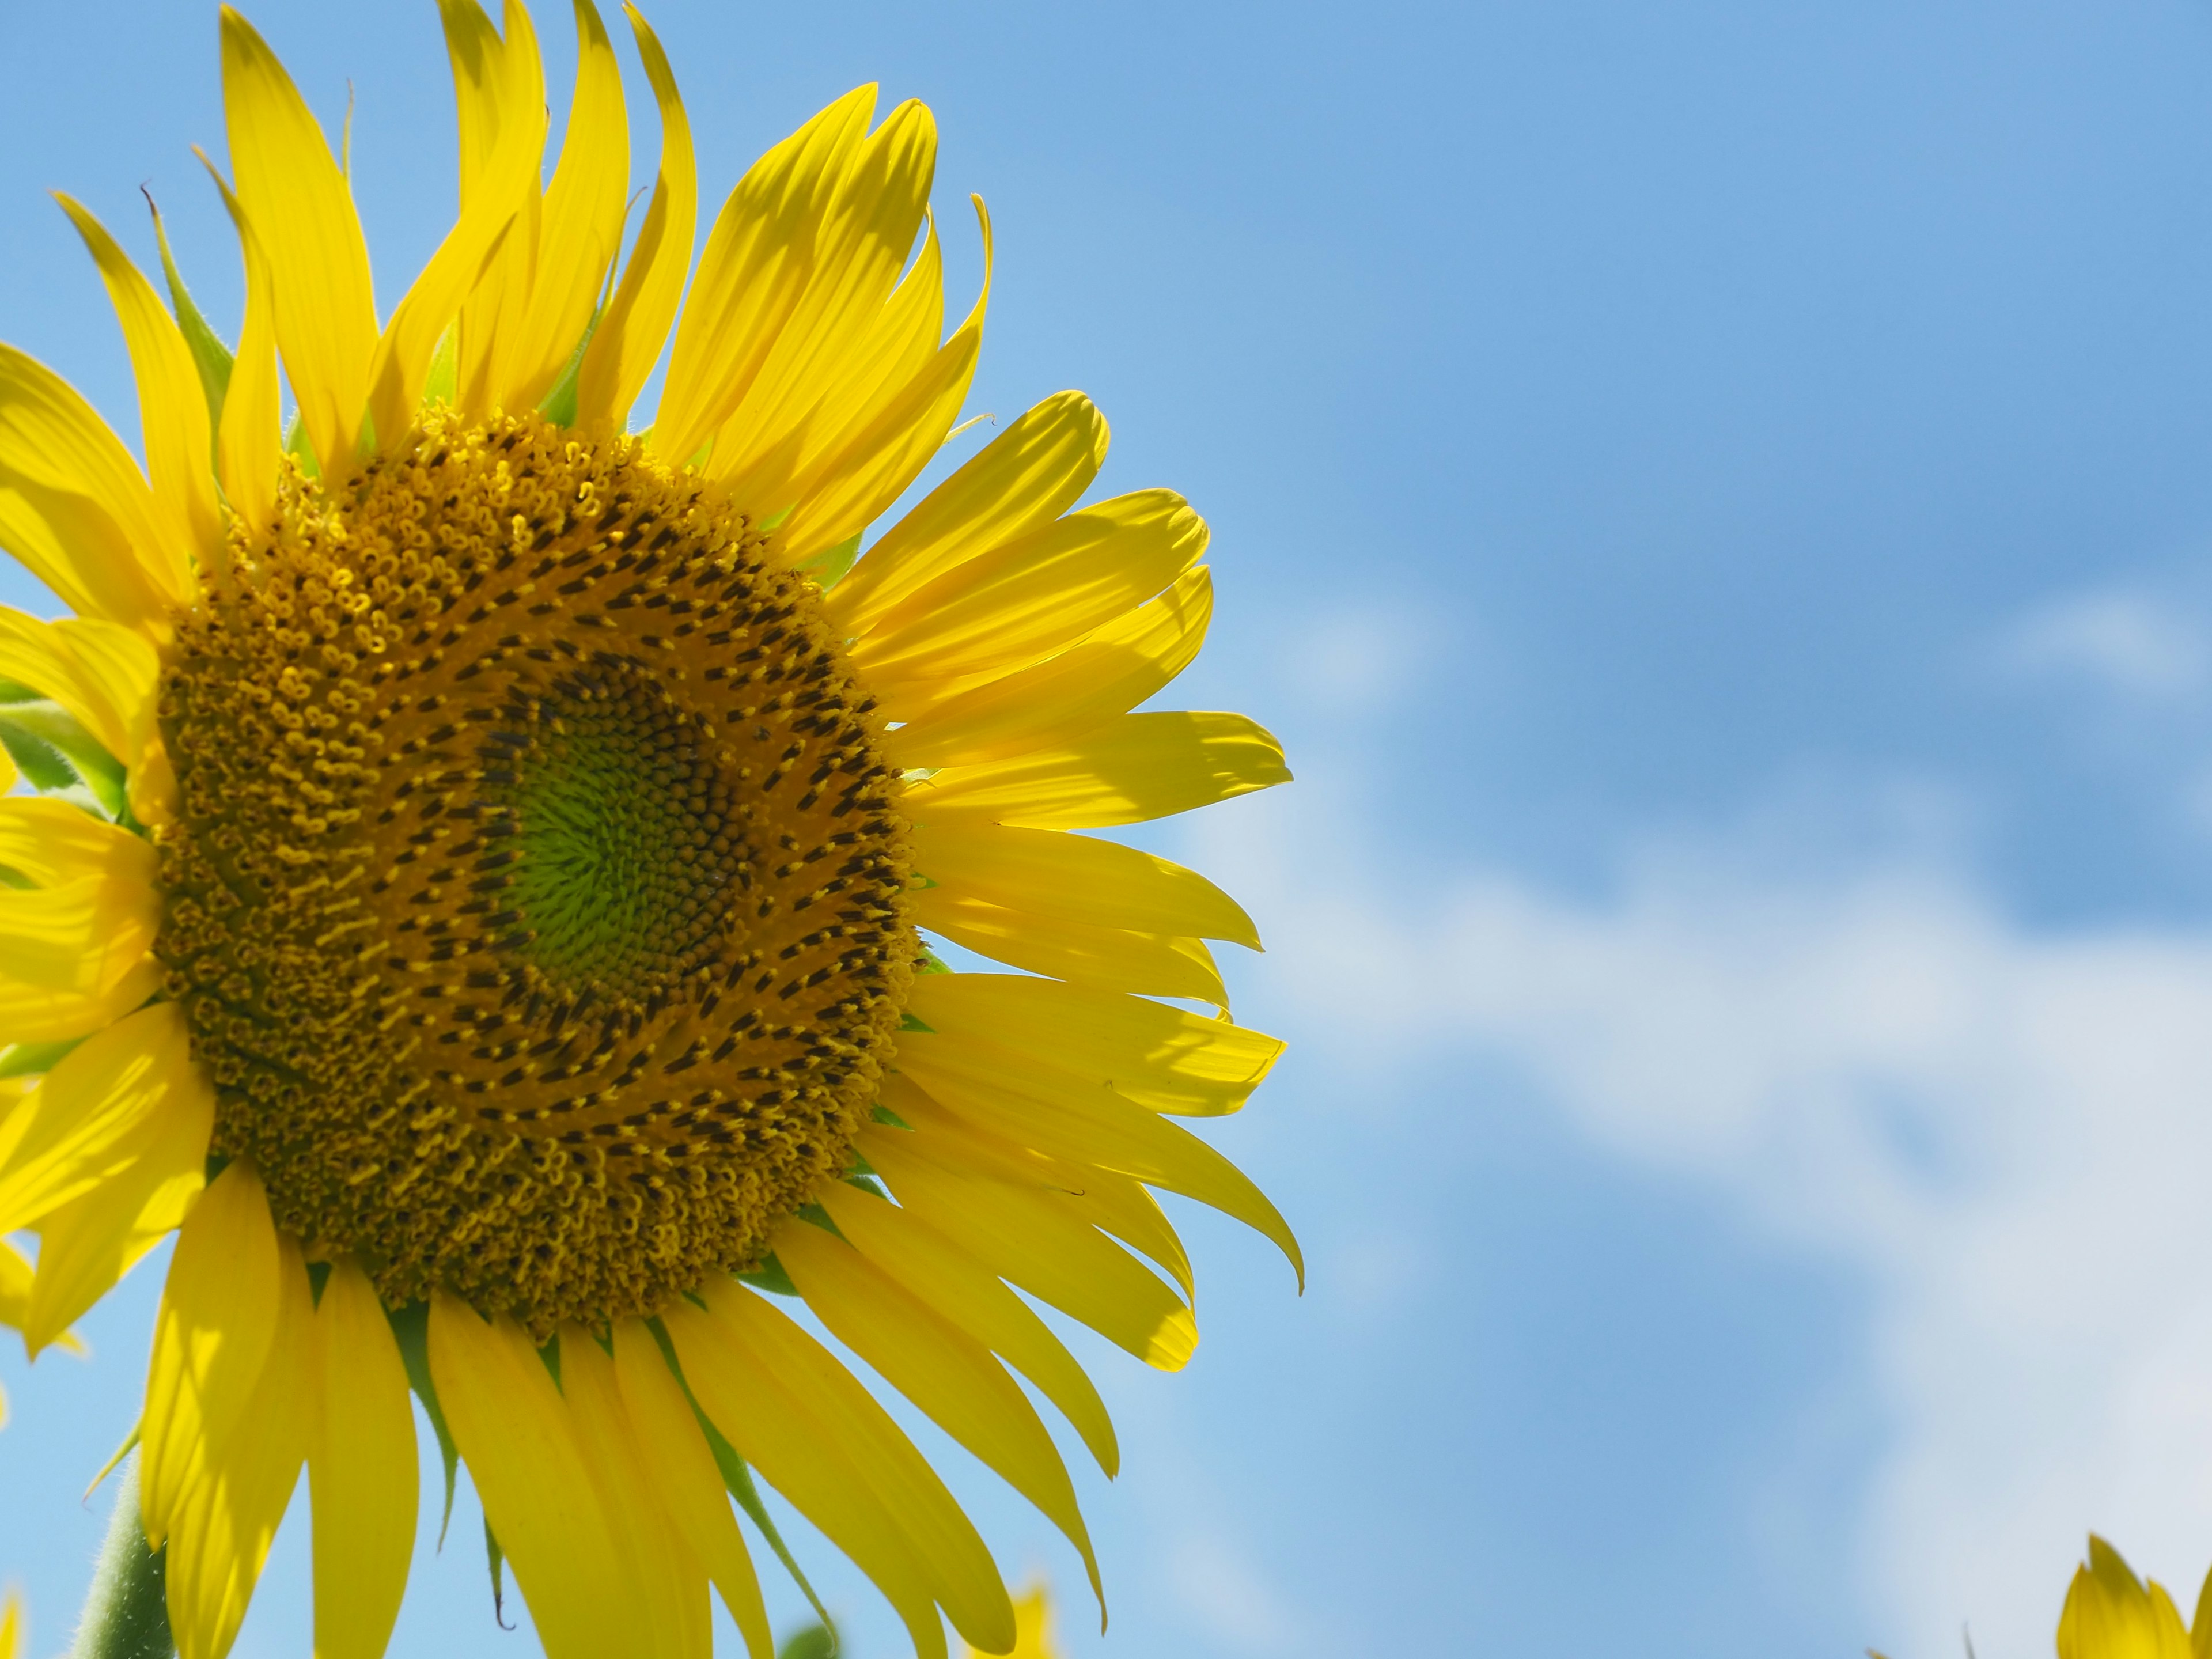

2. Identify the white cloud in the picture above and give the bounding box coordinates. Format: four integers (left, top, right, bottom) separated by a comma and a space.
1205, 789, 2212, 1657
1995, 589, 2210, 700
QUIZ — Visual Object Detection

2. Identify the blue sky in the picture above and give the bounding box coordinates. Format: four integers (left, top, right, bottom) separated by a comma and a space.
9, 1, 2212, 1655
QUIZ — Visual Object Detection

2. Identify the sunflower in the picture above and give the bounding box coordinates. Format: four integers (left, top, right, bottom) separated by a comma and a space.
2051, 1536, 2212, 1659
0, 5, 1298, 1658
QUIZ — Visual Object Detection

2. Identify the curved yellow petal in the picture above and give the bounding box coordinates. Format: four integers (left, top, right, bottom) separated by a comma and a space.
915, 890, 1228, 1006
813, 1179, 1119, 1476
772, 195, 991, 566
0, 343, 190, 631
855, 489, 1203, 691
885, 566, 1213, 766
195, 165, 283, 543
898, 1042, 1301, 1282
0, 1239, 32, 1332
555, 1329, 711, 1659
609, 1320, 775, 1659
0, 998, 199, 1246
665, 1279, 1012, 1658
908, 709, 1291, 831
574, 4, 694, 434
777, 1219, 1104, 1613
490, 0, 630, 409
54, 197, 222, 574
307, 1260, 416, 1659
0, 1588, 18, 1659
440, 0, 544, 412
142, 1161, 283, 1550
904, 972, 1282, 1116
828, 389, 1106, 638
427, 1293, 648, 1659
163, 1232, 311, 1659
221, 6, 378, 471
859, 1127, 1197, 1371
0, 802, 158, 1043
2061, 1537, 2198, 1659
0, 608, 158, 766
911, 819, 1258, 950
656, 85, 880, 468
22, 1055, 211, 1355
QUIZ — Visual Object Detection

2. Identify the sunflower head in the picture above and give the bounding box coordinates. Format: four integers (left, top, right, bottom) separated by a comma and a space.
0, 5, 1297, 1658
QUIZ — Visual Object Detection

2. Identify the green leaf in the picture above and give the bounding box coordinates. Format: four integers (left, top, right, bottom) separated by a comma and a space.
0, 696, 126, 819
145, 191, 234, 442
794, 532, 862, 592
778, 1626, 836, 1659
645, 1316, 839, 1650
736, 1252, 798, 1297
385, 1300, 461, 1545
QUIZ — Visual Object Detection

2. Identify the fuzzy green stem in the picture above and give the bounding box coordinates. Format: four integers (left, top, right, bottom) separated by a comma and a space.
71, 1460, 173, 1659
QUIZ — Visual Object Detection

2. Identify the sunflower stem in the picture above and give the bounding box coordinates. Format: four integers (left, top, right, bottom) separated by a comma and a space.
71, 1460, 173, 1659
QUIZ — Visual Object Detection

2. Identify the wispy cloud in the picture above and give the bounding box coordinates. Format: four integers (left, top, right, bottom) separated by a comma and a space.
1994, 588, 2211, 700
1203, 785, 2212, 1656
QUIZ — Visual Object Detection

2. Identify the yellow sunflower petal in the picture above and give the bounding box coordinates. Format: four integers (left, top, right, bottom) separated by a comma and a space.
2061, 1538, 2198, 1659
915, 890, 1228, 1006
0, 608, 158, 766
655, 85, 880, 468
777, 1219, 1104, 1612
609, 1320, 776, 1659
771, 195, 991, 566
897, 1044, 1301, 1282
195, 164, 282, 541
307, 1260, 416, 1659
0, 343, 190, 631
221, 6, 378, 470
162, 1232, 312, 1659
491, 0, 630, 408
860, 1127, 1198, 1370
855, 489, 1203, 691
828, 390, 1107, 638
141, 1160, 283, 1548
54, 196, 222, 571
428, 1291, 647, 1659
813, 1179, 1120, 1475
574, 4, 695, 434
0, 1000, 205, 1240
21, 1057, 211, 1355
912, 820, 1258, 949
555, 1328, 713, 1659
0, 803, 158, 1044
907, 709, 1290, 831
666, 1278, 1013, 1658
441, 0, 544, 410
0, 1239, 32, 1332
885, 566, 1213, 766
369, 2, 546, 453
904, 972, 1282, 1116
0, 1588, 18, 1659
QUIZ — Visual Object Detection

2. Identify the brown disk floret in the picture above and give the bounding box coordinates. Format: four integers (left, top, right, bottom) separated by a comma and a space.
153, 408, 916, 1334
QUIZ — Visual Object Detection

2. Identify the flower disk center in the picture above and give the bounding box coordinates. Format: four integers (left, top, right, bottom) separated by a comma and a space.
153, 410, 915, 1333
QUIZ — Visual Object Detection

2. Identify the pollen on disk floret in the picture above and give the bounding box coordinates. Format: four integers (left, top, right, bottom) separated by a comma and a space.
154, 407, 916, 1335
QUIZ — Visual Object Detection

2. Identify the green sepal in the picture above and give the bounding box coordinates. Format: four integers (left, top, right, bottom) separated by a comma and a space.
918, 948, 952, 975
0, 689, 127, 819
794, 532, 862, 592
535, 311, 600, 429
898, 1013, 935, 1034
779, 1626, 836, 1659
0, 1036, 84, 1078
145, 192, 234, 442
736, 1252, 798, 1297
386, 1300, 462, 1545
796, 1202, 843, 1239
538, 1329, 562, 1388
484, 1516, 514, 1630
843, 1172, 888, 1201
424, 328, 458, 411
304, 1259, 332, 1308
644, 1317, 838, 1650
868, 1102, 911, 1131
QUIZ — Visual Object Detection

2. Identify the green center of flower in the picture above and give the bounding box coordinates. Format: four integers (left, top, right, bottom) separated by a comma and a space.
153, 409, 916, 1334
